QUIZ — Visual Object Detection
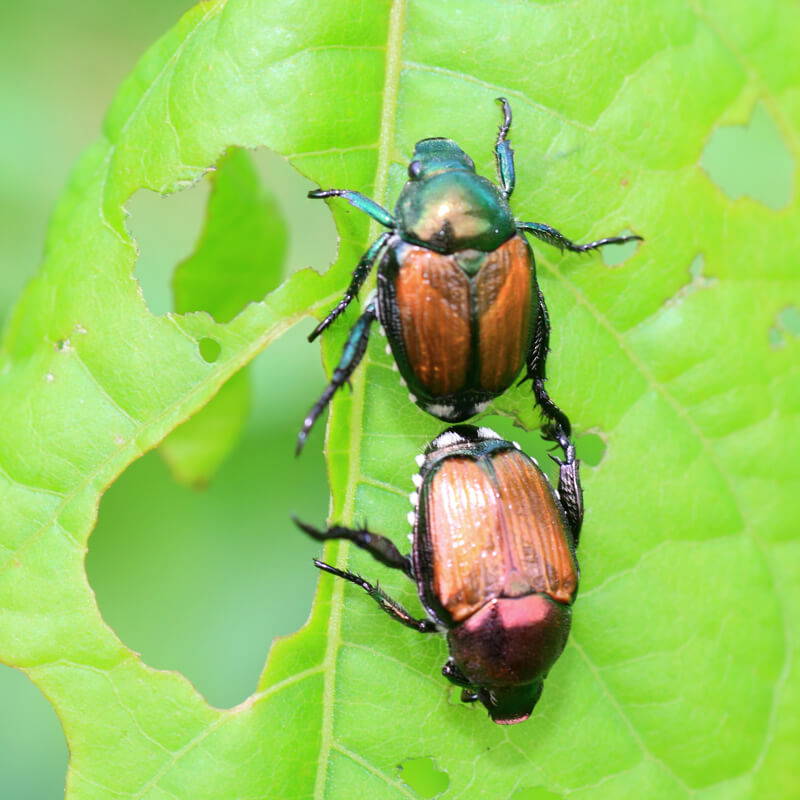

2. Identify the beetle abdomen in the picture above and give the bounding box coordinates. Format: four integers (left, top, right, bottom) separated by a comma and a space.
422, 446, 577, 623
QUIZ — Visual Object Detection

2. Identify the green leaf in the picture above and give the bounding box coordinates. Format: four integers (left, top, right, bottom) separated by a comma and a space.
1, 1, 799, 798
161, 147, 287, 486
160, 367, 251, 489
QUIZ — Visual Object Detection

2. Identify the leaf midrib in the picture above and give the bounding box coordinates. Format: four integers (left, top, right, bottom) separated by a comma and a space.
314, 1, 409, 797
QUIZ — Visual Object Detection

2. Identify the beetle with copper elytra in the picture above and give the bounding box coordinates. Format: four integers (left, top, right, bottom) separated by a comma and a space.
296, 98, 641, 453
295, 424, 583, 724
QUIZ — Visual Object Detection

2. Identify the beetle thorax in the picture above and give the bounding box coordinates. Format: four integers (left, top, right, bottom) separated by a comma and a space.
395, 171, 515, 254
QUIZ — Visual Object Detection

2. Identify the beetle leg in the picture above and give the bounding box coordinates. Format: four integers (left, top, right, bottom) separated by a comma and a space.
518, 221, 642, 253
308, 189, 396, 229
545, 424, 584, 544
296, 301, 377, 455
293, 517, 413, 577
442, 659, 472, 688
314, 560, 438, 634
524, 286, 573, 437
494, 97, 515, 199
308, 232, 392, 342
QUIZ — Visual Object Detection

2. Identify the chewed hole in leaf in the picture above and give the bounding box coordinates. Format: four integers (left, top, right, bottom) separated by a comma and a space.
701, 103, 794, 210
769, 305, 800, 347
664, 253, 716, 308
0, 665, 68, 798
86, 326, 328, 708
575, 431, 606, 466
777, 306, 800, 335
397, 757, 449, 798
601, 229, 642, 267
131, 176, 210, 317
131, 146, 336, 322
134, 147, 288, 322
250, 148, 338, 276
198, 337, 221, 363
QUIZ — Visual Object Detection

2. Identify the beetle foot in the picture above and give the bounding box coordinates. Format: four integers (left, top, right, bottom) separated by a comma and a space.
542, 422, 576, 467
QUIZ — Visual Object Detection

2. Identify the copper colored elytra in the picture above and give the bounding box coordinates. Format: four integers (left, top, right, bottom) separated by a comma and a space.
394, 235, 533, 398
296, 425, 584, 724
424, 449, 578, 623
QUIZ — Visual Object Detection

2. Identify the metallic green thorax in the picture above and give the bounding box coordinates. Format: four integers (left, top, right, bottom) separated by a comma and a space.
395, 138, 515, 254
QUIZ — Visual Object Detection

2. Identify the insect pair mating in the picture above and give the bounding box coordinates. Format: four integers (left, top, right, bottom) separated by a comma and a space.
294, 99, 640, 723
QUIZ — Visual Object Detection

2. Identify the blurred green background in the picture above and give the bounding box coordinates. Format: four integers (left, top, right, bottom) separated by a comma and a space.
0, 2, 336, 796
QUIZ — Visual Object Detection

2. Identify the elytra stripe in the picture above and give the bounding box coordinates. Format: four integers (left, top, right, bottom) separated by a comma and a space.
491, 451, 577, 604
476, 236, 532, 391
395, 249, 471, 396
426, 458, 503, 622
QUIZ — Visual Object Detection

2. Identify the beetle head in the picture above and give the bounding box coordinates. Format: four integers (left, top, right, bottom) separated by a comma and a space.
408, 138, 475, 180
473, 682, 544, 725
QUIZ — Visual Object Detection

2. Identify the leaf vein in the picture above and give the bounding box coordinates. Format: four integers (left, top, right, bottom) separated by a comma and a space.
331, 742, 418, 799
319, 1, 408, 797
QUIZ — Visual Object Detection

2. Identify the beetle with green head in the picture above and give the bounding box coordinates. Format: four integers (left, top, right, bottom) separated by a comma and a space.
297, 98, 642, 453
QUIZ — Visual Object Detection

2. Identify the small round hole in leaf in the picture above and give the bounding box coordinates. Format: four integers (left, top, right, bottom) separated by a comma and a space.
199, 337, 221, 363
601, 229, 641, 267
778, 306, 800, 336
575, 432, 606, 466
397, 757, 449, 798
769, 305, 800, 347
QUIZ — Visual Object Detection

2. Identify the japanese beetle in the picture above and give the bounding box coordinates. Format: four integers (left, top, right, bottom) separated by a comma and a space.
295, 423, 583, 724
297, 98, 641, 452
